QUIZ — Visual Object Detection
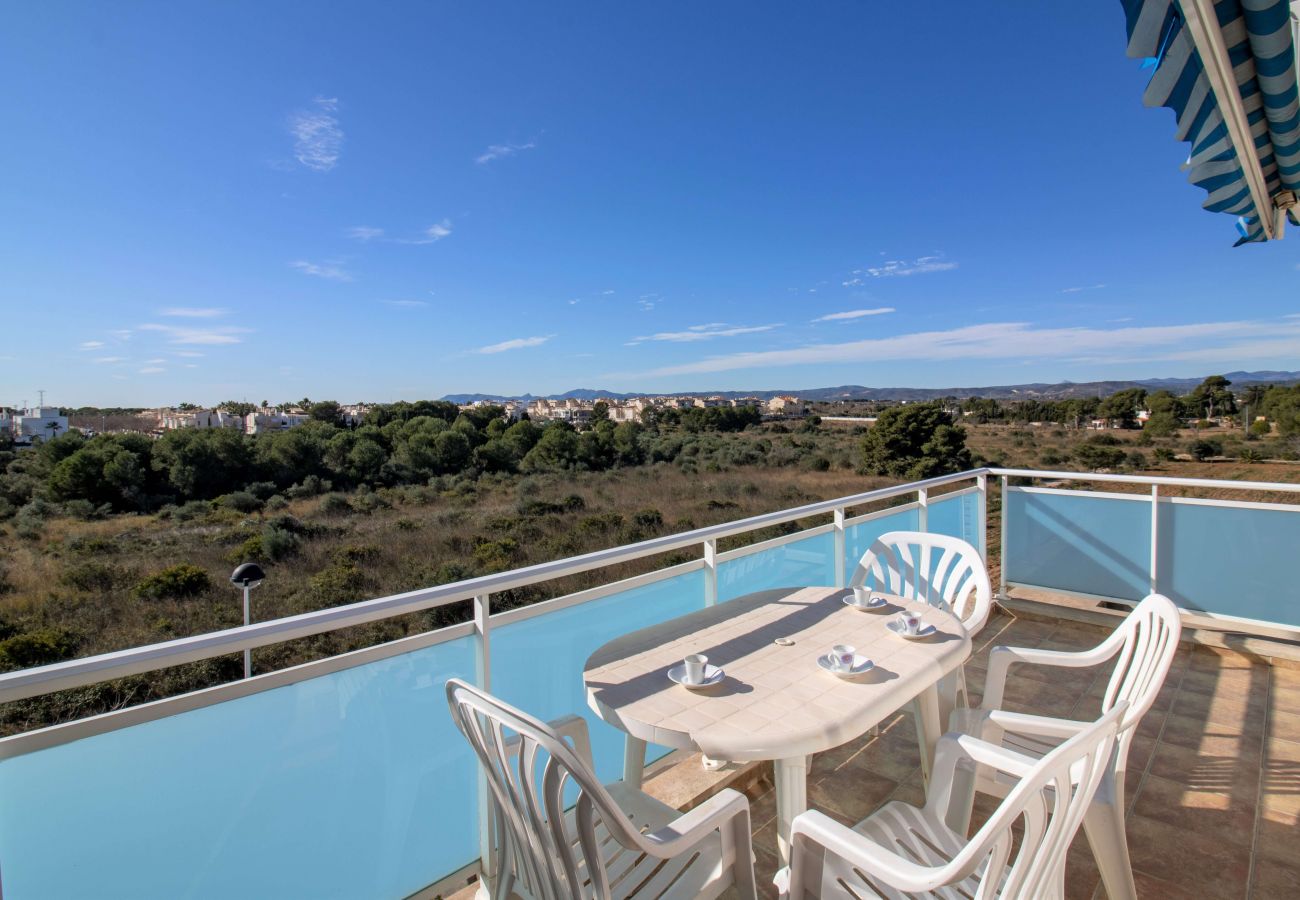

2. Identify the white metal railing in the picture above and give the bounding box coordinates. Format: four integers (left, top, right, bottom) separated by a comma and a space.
0, 468, 987, 711
990, 467, 1300, 633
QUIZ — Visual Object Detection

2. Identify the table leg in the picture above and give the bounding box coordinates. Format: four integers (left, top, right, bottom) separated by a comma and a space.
915, 685, 943, 787
775, 755, 809, 866
623, 735, 646, 789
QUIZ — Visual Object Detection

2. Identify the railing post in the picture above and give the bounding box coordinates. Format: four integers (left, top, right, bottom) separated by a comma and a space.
472, 593, 494, 895
703, 539, 718, 606
999, 476, 1009, 597
1149, 485, 1160, 595
833, 507, 846, 588
976, 472, 989, 560
917, 487, 929, 532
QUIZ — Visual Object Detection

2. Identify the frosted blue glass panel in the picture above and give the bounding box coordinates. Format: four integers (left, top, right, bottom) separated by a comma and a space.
843, 508, 920, 583
491, 570, 706, 784
1004, 490, 1150, 601
0, 636, 479, 900
929, 492, 980, 547
1158, 501, 1300, 627
718, 531, 836, 602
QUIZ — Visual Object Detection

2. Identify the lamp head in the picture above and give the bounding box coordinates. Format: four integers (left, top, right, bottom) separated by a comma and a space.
230, 562, 266, 589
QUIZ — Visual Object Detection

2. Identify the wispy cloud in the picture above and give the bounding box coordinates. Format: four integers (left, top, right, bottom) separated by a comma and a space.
394, 220, 452, 245
79, 340, 106, 350
477, 335, 554, 354
812, 307, 895, 323
475, 140, 537, 164
843, 255, 957, 284
138, 323, 251, 345
290, 259, 353, 281
170, 350, 204, 358
109, 329, 132, 341
347, 226, 385, 242
139, 367, 165, 374
628, 317, 1300, 377
627, 323, 780, 346
1061, 283, 1107, 294
93, 356, 127, 364
382, 299, 428, 309
637, 293, 659, 312
159, 307, 227, 318
290, 97, 343, 172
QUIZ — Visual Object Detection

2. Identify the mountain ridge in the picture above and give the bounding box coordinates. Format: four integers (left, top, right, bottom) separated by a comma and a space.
441, 371, 1300, 405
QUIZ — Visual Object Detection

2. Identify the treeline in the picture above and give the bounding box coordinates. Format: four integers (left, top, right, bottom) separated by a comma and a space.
0, 403, 764, 517
956, 377, 1300, 435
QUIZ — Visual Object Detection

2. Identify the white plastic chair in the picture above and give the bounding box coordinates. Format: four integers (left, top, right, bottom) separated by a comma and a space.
947, 593, 1182, 900
849, 530, 992, 742
779, 702, 1127, 899
445, 678, 757, 900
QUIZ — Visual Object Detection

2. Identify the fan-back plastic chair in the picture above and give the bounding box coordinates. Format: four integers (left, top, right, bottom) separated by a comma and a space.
445, 678, 757, 900
778, 702, 1127, 900
849, 530, 992, 745
947, 593, 1182, 900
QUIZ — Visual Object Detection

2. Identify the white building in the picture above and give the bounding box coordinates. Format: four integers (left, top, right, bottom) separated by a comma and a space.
244, 409, 310, 435
766, 396, 806, 416
3, 406, 70, 445
158, 408, 244, 431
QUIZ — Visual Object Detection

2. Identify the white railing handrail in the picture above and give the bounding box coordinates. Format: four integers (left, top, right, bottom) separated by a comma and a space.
0, 468, 984, 704
988, 467, 1300, 494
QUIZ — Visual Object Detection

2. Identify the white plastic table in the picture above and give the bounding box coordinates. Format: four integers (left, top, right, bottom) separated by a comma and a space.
583, 585, 972, 864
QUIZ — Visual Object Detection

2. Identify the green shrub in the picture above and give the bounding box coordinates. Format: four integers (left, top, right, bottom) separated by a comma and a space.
0, 627, 78, 670
319, 493, 353, 515
472, 537, 520, 571
134, 564, 212, 600
1073, 443, 1127, 470
1152, 447, 1175, 463
1125, 451, 1147, 469
1249, 419, 1271, 438
172, 500, 214, 522
1238, 446, 1265, 463
260, 525, 301, 562
60, 561, 129, 593
800, 454, 831, 472
264, 495, 289, 512
1187, 439, 1223, 461
331, 545, 381, 566
219, 491, 263, 513
632, 508, 664, 530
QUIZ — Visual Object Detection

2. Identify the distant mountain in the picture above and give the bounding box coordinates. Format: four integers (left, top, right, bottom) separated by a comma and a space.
441, 371, 1300, 405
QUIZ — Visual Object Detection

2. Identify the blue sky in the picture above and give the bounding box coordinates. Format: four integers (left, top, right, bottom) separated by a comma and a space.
1, 2, 1297, 407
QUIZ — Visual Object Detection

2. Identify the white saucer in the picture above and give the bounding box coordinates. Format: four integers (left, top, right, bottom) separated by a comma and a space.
844, 594, 890, 612
667, 663, 725, 689
887, 621, 937, 640
817, 653, 874, 677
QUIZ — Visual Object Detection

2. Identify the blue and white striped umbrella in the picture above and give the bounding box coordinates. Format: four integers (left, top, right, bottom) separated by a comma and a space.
1120, 0, 1300, 243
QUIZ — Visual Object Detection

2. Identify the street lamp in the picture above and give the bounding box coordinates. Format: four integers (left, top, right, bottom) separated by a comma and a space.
229, 562, 266, 679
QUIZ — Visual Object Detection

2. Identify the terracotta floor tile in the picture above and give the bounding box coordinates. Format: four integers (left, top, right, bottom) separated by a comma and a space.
1268, 708, 1300, 745
1180, 666, 1265, 700
1159, 710, 1263, 751
1172, 686, 1268, 731
1129, 773, 1256, 847
1124, 812, 1251, 898
1147, 736, 1262, 799
1270, 683, 1300, 716
1252, 857, 1300, 899
807, 770, 898, 825
1253, 816, 1300, 867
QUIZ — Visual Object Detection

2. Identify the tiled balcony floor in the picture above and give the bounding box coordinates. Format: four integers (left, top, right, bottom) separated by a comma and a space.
731, 609, 1300, 899
450, 609, 1298, 899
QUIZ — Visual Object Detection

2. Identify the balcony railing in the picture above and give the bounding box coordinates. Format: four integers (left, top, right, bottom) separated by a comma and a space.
0, 467, 1295, 898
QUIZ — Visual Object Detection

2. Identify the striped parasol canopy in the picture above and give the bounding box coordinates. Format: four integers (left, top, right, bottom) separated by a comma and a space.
1120, 0, 1300, 243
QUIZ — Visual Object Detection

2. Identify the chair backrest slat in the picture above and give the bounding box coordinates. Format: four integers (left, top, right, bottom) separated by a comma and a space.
850, 530, 992, 635
1099, 594, 1181, 763
446, 679, 652, 900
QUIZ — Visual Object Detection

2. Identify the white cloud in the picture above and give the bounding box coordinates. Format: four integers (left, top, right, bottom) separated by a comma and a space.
145, 357, 167, 364
812, 307, 895, 322
394, 220, 452, 245
568, 299, 581, 305
93, 356, 127, 364
602, 290, 615, 295
138, 323, 250, 345
477, 335, 554, 354
628, 323, 780, 345
170, 350, 204, 358
79, 340, 106, 350
637, 293, 659, 311
843, 255, 957, 284
290, 97, 343, 172
631, 317, 1300, 377
382, 299, 428, 308
139, 367, 165, 375
348, 226, 385, 241
109, 329, 132, 341
475, 140, 537, 164
290, 259, 353, 281
159, 307, 227, 318
1061, 283, 1107, 294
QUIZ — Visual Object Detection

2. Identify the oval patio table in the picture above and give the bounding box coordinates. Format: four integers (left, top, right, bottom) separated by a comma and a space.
582, 585, 972, 865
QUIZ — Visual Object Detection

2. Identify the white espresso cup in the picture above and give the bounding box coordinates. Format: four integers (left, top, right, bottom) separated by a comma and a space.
851, 586, 870, 605
684, 654, 708, 684
898, 611, 921, 634
831, 644, 856, 670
